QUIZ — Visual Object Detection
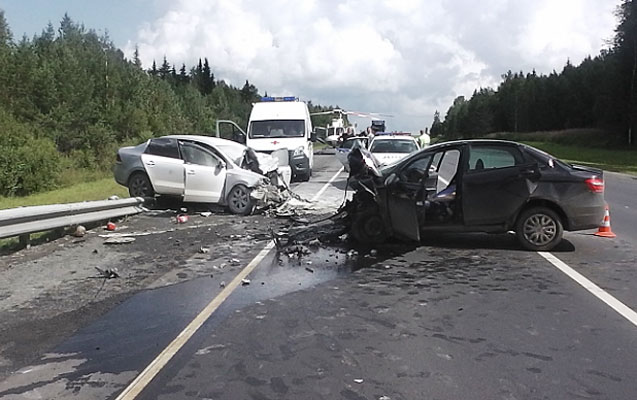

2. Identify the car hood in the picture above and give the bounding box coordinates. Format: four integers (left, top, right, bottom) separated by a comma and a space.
254, 149, 288, 173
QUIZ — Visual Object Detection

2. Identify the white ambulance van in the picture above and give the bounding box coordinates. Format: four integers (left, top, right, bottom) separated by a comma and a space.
216, 96, 315, 181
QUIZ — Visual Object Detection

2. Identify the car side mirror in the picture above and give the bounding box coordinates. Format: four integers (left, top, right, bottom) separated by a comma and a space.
218, 160, 227, 170
310, 130, 317, 142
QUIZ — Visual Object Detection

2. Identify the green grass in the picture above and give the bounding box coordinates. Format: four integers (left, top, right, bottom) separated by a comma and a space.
522, 141, 637, 175
0, 177, 129, 210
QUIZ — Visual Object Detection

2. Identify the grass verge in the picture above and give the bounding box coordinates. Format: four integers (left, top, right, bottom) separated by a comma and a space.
0, 178, 128, 210
522, 141, 637, 175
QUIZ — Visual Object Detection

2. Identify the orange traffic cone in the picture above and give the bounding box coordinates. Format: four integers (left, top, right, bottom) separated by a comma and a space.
594, 204, 616, 238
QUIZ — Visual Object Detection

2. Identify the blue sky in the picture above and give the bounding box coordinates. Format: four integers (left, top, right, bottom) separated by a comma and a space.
0, 0, 167, 47
0, 0, 619, 132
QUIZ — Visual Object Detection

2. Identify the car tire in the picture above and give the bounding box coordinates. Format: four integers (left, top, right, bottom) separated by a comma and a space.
351, 209, 388, 244
297, 171, 311, 182
515, 206, 563, 251
227, 184, 254, 215
128, 172, 154, 198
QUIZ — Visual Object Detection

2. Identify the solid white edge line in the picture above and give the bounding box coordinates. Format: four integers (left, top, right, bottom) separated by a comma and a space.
538, 251, 637, 328
115, 241, 275, 400
310, 167, 344, 202
117, 167, 346, 399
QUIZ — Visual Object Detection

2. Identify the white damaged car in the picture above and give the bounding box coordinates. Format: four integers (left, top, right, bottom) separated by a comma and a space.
114, 135, 292, 215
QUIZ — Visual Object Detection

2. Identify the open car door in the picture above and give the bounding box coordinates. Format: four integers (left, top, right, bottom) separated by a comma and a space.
216, 120, 247, 145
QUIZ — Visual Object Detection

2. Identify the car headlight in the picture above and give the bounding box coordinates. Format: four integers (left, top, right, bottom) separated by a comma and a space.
293, 146, 305, 157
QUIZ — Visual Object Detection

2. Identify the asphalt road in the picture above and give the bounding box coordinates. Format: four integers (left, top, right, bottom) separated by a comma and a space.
0, 153, 636, 400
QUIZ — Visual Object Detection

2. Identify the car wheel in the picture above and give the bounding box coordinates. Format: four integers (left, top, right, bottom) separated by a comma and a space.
128, 172, 154, 198
351, 209, 388, 244
515, 206, 563, 251
297, 171, 311, 182
227, 184, 254, 215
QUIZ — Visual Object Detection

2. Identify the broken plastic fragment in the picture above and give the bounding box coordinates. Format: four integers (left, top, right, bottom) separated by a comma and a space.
200, 211, 212, 217
199, 246, 210, 254
354, 378, 364, 384
346, 249, 358, 257
241, 278, 251, 285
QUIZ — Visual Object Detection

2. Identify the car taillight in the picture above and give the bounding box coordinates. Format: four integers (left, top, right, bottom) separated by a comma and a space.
585, 177, 604, 193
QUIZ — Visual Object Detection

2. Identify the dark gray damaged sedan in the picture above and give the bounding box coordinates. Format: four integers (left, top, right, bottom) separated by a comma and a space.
345, 139, 606, 251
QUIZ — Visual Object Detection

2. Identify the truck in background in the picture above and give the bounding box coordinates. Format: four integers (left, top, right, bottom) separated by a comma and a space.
216, 96, 316, 181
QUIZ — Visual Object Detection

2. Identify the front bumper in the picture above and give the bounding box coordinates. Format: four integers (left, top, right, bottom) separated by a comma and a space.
289, 151, 310, 176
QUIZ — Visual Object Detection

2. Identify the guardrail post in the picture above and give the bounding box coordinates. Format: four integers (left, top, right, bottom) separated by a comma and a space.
19, 234, 30, 248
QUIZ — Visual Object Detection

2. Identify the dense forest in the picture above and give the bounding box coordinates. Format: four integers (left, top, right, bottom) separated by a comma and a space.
0, 12, 335, 197
431, 0, 637, 147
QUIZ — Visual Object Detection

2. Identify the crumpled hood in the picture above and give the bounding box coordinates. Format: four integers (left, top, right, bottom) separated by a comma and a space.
254, 152, 279, 173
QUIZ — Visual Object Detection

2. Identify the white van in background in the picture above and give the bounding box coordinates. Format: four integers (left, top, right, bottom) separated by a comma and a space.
216, 96, 315, 181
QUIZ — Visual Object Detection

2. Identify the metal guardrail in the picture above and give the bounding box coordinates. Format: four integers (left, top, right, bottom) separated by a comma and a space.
0, 197, 147, 242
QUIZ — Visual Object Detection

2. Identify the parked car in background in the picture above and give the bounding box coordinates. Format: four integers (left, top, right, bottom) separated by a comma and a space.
334, 136, 369, 172
368, 133, 420, 166
114, 135, 292, 215
345, 139, 606, 251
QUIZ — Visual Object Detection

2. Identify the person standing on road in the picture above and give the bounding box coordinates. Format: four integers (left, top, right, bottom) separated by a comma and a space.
417, 128, 431, 148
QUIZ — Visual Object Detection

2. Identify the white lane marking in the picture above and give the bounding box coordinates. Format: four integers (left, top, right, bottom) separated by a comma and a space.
311, 167, 344, 202
117, 168, 343, 399
115, 242, 275, 400
538, 252, 637, 328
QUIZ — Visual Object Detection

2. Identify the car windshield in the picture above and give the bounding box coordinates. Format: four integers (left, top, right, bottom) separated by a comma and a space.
213, 142, 245, 165
370, 139, 418, 153
340, 137, 366, 149
249, 120, 305, 138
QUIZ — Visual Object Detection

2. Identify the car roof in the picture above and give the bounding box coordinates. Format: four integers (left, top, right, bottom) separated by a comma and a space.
163, 135, 246, 149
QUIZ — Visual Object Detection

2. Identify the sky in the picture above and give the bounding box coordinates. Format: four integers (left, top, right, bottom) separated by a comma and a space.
0, 0, 619, 133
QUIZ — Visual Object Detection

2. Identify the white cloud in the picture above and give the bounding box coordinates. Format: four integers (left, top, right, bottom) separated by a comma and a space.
126, 0, 618, 132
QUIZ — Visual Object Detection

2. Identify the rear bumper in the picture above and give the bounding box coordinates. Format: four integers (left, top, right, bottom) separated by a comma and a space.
564, 200, 605, 231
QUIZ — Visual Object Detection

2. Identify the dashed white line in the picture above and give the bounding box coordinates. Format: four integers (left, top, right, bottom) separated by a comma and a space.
310, 167, 344, 202
538, 251, 637, 328
116, 166, 345, 400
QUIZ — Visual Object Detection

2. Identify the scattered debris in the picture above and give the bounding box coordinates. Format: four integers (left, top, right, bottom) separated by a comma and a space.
230, 258, 241, 265
308, 238, 321, 248
241, 278, 251, 286
370, 249, 378, 256
176, 215, 189, 224
346, 249, 358, 257
107, 195, 120, 200
200, 211, 212, 217
199, 246, 210, 254
379, 396, 391, 400
103, 237, 135, 245
95, 267, 119, 279
92, 249, 99, 254
354, 379, 364, 384
106, 222, 117, 231
220, 281, 226, 288
180, 207, 188, 213
73, 225, 87, 237
384, 265, 391, 269
339, 233, 348, 241
305, 267, 314, 273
